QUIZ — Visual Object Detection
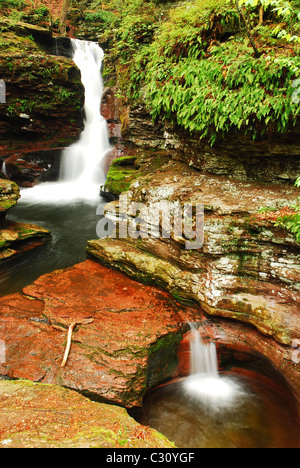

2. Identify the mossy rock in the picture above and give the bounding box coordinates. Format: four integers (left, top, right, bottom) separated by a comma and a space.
0, 380, 175, 448
104, 155, 140, 196
0, 179, 20, 217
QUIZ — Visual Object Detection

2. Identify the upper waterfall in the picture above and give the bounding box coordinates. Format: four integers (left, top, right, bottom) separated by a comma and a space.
21, 39, 111, 205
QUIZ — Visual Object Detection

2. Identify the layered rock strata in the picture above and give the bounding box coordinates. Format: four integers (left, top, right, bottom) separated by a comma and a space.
0, 178, 50, 260
89, 160, 300, 346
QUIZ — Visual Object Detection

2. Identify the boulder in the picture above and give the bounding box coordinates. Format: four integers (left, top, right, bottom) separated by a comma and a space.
0, 260, 198, 407
0, 178, 50, 260
0, 380, 174, 448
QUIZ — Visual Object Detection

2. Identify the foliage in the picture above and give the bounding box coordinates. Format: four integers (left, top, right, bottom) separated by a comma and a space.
276, 211, 300, 242
0, 0, 26, 9
144, 46, 299, 143
120, 0, 300, 144
4, 0, 299, 147
236, 0, 300, 43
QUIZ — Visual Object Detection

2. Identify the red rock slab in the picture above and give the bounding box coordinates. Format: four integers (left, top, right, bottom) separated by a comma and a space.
0, 260, 199, 407
0, 259, 299, 415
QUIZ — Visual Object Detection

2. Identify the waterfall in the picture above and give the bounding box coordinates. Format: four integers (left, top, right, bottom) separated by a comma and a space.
189, 323, 218, 377
184, 323, 245, 408
59, 39, 111, 186
21, 39, 110, 205
1, 161, 7, 177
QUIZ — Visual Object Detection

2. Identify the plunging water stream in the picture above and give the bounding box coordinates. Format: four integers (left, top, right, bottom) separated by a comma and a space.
21, 39, 111, 205
183, 323, 245, 408
0, 39, 108, 295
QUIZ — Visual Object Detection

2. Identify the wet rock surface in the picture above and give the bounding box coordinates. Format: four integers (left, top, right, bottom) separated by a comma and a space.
0, 19, 83, 162
0, 260, 198, 407
0, 179, 50, 260
88, 161, 300, 346
0, 259, 298, 417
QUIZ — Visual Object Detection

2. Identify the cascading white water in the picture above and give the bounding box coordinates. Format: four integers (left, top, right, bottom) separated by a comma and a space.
184, 323, 246, 408
59, 39, 111, 186
21, 39, 111, 204
189, 323, 218, 377
1, 161, 7, 177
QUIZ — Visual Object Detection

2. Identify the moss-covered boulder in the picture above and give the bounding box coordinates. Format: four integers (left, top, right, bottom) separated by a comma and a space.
0, 179, 20, 219
103, 156, 140, 197
0, 380, 174, 448
102, 150, 171, 198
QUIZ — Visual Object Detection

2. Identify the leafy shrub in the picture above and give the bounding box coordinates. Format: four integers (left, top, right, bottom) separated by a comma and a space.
276, 212, 300, 242
121, 0, 299, 143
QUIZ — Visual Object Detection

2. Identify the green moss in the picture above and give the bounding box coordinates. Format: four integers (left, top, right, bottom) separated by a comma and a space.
104, 156, 140, 195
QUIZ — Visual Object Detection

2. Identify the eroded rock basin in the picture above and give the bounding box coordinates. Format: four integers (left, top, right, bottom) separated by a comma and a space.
133, 372, 300, 448
0, 258, 299, 447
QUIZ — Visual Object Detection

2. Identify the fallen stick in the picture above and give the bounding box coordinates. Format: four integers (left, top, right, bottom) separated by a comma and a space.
61, 317, 94, 368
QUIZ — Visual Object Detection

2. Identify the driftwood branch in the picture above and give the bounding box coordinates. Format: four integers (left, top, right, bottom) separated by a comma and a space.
60, 317, 94, 368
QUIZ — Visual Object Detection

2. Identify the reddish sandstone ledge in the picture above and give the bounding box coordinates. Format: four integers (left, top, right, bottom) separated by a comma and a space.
0, 260, 198, 407
0, 259, 299, 413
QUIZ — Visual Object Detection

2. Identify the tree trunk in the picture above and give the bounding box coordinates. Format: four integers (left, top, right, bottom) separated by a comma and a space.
59, 0, 70, 37
258, 6, 264, 27
235, 0, 261, 58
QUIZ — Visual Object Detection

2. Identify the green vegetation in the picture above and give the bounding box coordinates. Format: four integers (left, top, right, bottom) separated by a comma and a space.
0, 0, 51, 25
0, 0, 26, 9
104, 156, 139, 195
72, 0, 299, 145
1, 0, 299, 149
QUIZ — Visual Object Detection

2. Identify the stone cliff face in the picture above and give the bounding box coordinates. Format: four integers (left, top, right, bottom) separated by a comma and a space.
87, 101, 300, 411
0, 178, 50, 260
89, 161, 300, 346
0, 19, 83, 185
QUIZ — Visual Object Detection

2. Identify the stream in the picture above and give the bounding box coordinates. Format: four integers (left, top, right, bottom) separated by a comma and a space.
0, 197, 105, 296
1, 37, 299, 449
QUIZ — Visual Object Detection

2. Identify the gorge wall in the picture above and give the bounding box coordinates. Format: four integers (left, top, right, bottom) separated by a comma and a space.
0, 0, 299, 426
88, 95, 300, 410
